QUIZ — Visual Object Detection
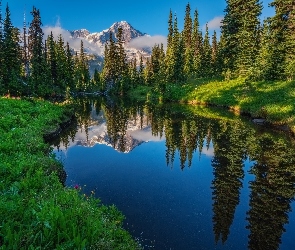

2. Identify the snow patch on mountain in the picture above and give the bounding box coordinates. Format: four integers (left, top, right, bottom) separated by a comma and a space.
43, 21, 167, 74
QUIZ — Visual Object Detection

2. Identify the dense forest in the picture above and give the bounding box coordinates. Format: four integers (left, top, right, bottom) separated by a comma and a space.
0, 0, 294, 98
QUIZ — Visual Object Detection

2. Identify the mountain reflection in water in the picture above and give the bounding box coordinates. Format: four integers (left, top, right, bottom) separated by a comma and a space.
52, 97, 295, 250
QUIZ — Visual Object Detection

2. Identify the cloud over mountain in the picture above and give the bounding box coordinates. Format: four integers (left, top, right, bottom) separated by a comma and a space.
205, 16, 223, 30
128, 35, 167, 51
43, 24, 102, 55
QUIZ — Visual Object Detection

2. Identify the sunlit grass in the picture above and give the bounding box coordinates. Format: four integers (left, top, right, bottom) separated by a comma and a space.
0, 97, 141, 249
181, 78, 295, 128
130, 77, 295, 132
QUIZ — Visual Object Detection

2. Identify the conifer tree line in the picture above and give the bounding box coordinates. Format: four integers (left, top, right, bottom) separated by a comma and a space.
0, 3, 93, 98
101, 0, 295, 94
1, 1, 295, 98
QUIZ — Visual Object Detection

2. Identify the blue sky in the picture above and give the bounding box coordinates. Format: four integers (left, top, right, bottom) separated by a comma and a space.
6, 0, 275, 36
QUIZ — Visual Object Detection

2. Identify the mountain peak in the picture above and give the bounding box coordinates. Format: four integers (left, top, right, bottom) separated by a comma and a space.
113, 20, 129, 26
70, 28, 90, 39
108, 21, 145, 43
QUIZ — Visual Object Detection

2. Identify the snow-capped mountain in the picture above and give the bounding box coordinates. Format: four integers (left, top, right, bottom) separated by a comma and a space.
70, 21, 146, 48
69, 21, 152, 73
70, 28, 90, 39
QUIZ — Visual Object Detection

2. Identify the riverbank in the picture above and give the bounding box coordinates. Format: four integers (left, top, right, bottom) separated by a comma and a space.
0, 97, 141, 249
129, 78, 295, 134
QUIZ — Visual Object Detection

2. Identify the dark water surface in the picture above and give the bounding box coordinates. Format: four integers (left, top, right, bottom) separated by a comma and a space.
52, 98, 295, 250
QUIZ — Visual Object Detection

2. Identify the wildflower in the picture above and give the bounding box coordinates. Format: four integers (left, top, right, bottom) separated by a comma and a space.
74, 184, 79, 189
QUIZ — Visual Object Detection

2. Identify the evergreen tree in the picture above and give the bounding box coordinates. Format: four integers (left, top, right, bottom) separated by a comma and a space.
211, 30, 218, 76
116, 27, 129, 94
286, 1, 295, 80
175, 32, 185, 83
138, 55, 144, 85
215, 32, 225, 76
22, 11, 29, 79
183, 3, 192, 49
2, 3, 22, 95
167, 9, 173, 50
166, 14, 185, 83
76, 40, 90, 92
221, 0, 239, 77
73, 52, 80, 90
0, 0, 3, 93
65, 42, 75, 93
156, 43, 167, 93
93, 68, 101, 91
200, 24, 212, 77
165, 10, 175, 83
151, 44, 161, 80
28, 7, 50, 97
236, 0, 262, 76
102, 32, 117, 91
221, 0, 262, 77
55, 34, 67, 95
144, 58, 153, 85
47, 31, 57, 89
262, 0, 295, 80
192, 9, 203, 76
116, 27, 127, 76
254, 20, 270, 80
128, 58, 138, 88
183, 3, 194, 78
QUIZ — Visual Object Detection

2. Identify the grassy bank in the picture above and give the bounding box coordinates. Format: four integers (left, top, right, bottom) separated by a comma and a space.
0, 98, 140, 249
129, 78, 295, 133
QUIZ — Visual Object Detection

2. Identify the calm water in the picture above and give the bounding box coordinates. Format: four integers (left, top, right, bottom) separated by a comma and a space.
52, 98, 295, 250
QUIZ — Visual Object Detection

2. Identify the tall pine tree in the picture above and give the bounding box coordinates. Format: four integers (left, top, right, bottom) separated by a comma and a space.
0, 0, 3, 93
192, 9, 203, 76
28, 7, 50, 97
183, 3, 194, 78
262, 0, 295, 80
2, 4, 22, 95
200, 24, 212, 77
221, 0, 262, 77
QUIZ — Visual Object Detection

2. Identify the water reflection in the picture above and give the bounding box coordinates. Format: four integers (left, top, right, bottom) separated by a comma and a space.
211, 121, 248, 244
246, 135, 295, 250
52, 97, 295, 250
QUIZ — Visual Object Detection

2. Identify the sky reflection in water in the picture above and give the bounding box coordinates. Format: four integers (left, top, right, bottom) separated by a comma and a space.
53, 99, 295, 250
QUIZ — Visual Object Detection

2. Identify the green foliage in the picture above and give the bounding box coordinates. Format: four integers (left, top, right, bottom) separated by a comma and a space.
1, 4, 22, 96
28, 7, 51, 97
259, 0, 295, 80
101, 29, 130, 95
200, 24, 212, 77
221, 0, 262, 77
0, 98, 141, 249
131, 75, 295, 134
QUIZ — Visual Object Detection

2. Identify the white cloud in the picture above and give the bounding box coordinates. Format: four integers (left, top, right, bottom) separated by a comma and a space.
204, 16, 223, 30
130, 128, 165, 142
202, 146, 214, 157
43, 19, 102, 55
128, 35, 167, 51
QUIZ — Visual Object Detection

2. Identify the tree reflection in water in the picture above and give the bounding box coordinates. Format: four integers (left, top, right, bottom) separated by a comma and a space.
51, 97, 295, 250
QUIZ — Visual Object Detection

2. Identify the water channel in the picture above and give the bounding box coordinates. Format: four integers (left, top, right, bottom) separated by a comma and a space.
51, 97, 295, 250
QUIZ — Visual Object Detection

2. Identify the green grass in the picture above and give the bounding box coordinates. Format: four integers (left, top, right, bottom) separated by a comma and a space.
128, 85, 159, 102
130, 78, 295, 133
185, 78, 295, 127
0, 97, 141, 249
